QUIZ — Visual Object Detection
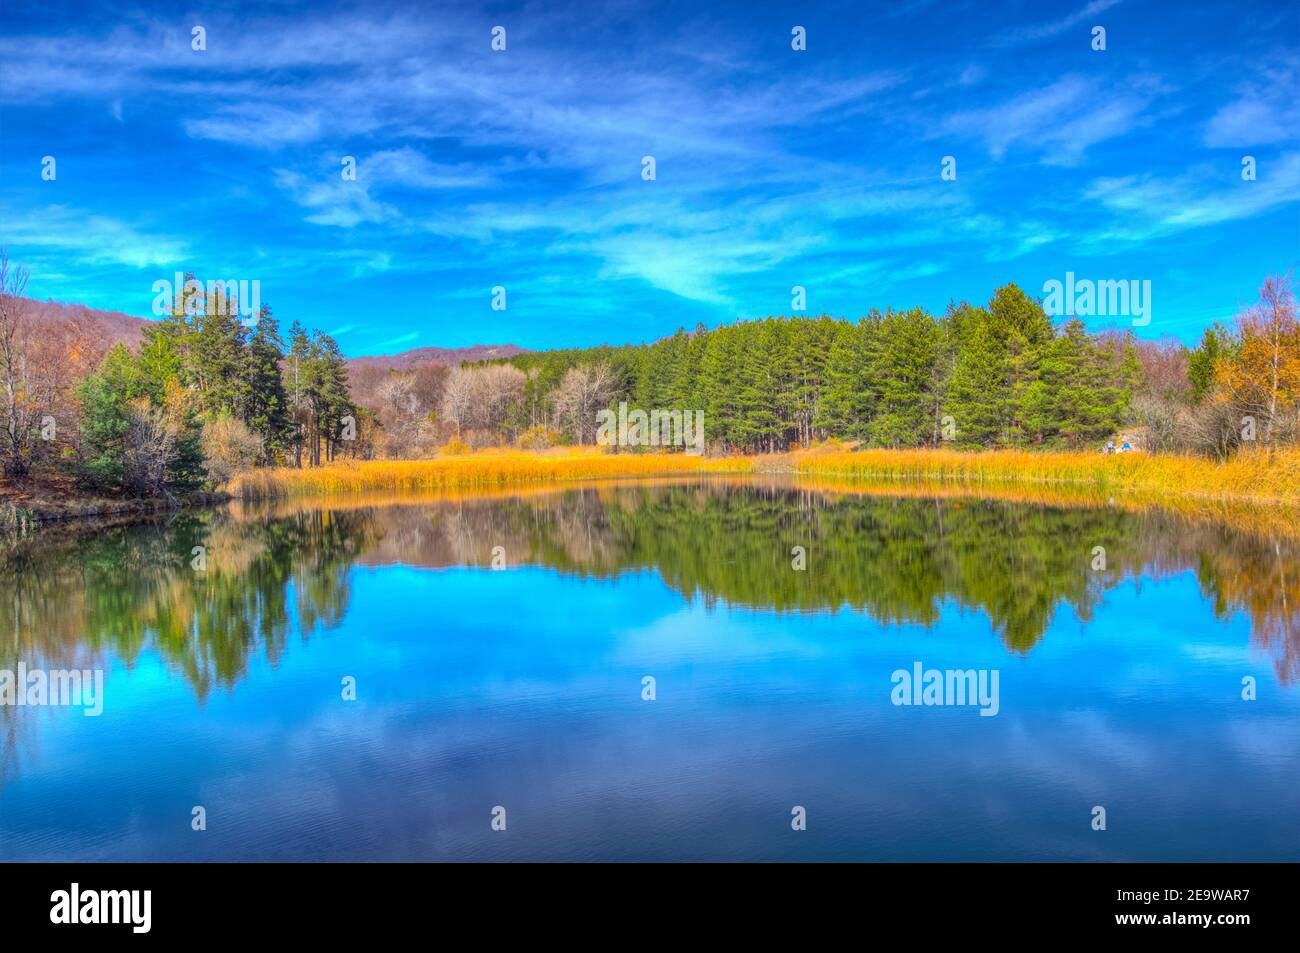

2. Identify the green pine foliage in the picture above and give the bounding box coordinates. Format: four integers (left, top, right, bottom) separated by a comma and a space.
73, 276, 1143, 496
75, 277, 352, 493
473, 284, 1135, 453
1187, 326, 1226, 404
245, 307, 293, 463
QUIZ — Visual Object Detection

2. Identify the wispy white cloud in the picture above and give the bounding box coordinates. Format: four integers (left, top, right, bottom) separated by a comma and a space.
0, 204, 187, 269
936, 75, 1157, 165
274, 147, 496, 228
1082, 151, 1300, 245
371, 331, 418, 351
363, 148, 494, 190
1204, 57, 1300, 148
274, 169, 397, 228
997, 0, 1123, 46
1, 0, 1295, 336
186, 104, 327, 148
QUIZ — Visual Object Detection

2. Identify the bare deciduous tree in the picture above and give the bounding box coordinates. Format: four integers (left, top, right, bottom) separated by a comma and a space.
122, 398, 177, 498
0, 249, 32, 479
440, 366, 475, 438
551, 362, 615, 445
438, 364, 528, 444
471, 364, 527, 435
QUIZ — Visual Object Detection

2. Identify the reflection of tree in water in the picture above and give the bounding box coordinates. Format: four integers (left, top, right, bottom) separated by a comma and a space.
349, 482, 1300, 683
1184, 530, 1298, 685
0, 509, 376, 708
1, 482, 1296, 744
418, 484, 1128, 649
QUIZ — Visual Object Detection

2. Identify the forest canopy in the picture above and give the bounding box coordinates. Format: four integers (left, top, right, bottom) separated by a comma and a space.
1, 248, 1296, 500
454, 277, 1297, 459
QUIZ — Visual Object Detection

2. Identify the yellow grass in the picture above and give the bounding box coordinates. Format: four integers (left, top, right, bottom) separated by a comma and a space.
789, 446, 1300, 505
226, 445, 1300, 517
226, 448, 750, 499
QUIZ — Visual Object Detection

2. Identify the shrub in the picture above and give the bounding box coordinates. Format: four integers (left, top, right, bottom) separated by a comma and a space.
201, 412, 264, 485
516, 424, 561, 450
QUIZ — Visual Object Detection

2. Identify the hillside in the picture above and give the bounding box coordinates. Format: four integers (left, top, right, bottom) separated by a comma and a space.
17, 298, 151, 349
14, 297, 525, 369
346, 343, 529, 371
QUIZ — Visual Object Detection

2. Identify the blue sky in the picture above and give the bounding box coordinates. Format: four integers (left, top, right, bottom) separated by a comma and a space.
1, 0, 1297, 355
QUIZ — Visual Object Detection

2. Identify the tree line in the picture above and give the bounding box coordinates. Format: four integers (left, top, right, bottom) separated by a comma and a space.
0, 258, 355, 496
2, 249, 1296, 501
1133, 276, 1299, 458
291, 275, 1300, 461
435, 277, 1294, 457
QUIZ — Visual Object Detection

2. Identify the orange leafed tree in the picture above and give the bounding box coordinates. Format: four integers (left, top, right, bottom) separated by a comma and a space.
0, 249, 111, 481
1215, 275, 1300, 449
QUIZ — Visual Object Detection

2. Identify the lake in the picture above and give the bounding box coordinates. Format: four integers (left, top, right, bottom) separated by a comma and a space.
1, 479, 1296, 861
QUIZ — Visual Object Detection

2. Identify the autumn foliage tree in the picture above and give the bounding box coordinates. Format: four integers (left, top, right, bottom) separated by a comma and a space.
0, 249, 113, 482
1213, 275, 1300, 451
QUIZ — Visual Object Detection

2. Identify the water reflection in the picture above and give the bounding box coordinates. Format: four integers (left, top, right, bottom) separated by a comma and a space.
1, 479, 1297, 860
1, 510, 374, 699
3, 480, 1297, 700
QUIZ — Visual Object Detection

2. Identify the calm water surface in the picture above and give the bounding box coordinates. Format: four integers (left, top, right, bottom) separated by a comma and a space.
1, 479, 1296, 860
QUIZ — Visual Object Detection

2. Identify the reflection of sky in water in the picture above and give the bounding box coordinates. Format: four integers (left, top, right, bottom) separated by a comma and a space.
2, 563, 1296, 861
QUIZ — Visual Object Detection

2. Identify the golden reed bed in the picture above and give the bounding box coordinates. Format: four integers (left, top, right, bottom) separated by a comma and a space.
227, 445, 1300, 499
222, 446, 1300, 541
226, 448, 750, 497
790, 447, 1300, 503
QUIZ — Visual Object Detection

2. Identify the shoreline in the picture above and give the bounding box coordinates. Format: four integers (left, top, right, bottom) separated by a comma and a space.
6, 445, 1297, 534
1, 491, 232, 534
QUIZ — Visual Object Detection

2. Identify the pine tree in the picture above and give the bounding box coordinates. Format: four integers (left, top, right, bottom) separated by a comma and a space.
867, 308, 939, 448
787, 316, 836, 446
732, 320, 784, 452
945, 309, 1006, 447
815, 319, 877, 441
700, 324, 741, 449
76, 342, 205, 494
1188, 326, 1225, 403
313, 331, 354, 462
988, 284, 1053, 446
245, 306, 291, 463
286, 322, 316, 467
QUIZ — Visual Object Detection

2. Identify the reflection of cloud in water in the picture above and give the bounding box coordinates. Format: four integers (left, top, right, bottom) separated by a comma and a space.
2, 492, 1298, 860
3, 483, 1298, 708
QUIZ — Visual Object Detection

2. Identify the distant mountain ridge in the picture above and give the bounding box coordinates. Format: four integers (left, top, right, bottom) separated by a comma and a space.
16, 297, 527, 370
17, 298, 151, 349
346, 343, 529, 370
